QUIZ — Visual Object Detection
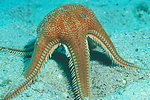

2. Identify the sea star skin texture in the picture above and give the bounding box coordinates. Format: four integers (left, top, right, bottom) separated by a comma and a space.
2, 4, 139, 100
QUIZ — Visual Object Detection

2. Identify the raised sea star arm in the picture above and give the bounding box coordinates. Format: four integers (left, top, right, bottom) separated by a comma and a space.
87, 26, 140, 69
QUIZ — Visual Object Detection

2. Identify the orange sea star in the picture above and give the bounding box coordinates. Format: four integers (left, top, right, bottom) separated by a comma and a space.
1, 3, 140, 100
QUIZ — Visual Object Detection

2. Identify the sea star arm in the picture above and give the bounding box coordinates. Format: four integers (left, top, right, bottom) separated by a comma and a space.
0, 46, 33, 55
0, 39, 35, 56
87, 24, 140, 69
63, 36, 91, 100
3, 36, 60, 100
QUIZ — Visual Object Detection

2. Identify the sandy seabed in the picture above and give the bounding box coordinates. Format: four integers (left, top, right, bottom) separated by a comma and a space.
0, 0, 150, 100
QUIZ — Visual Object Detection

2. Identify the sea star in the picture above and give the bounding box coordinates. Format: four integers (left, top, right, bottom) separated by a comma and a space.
1, 3, 140, 100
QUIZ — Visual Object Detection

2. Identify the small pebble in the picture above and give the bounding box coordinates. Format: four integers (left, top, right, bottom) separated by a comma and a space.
26, 93, 32, 97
